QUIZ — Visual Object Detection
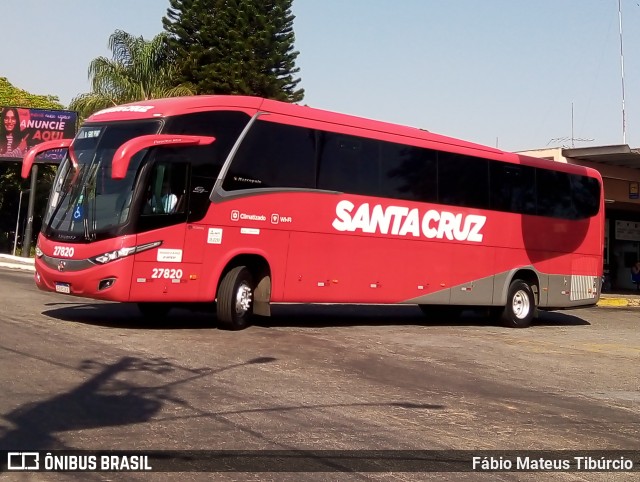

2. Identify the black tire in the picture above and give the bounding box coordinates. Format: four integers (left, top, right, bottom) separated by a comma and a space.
418, 305, 461, 320
217, 266, 254, 330
137, 302, 171, 319
501, 280, 535, 328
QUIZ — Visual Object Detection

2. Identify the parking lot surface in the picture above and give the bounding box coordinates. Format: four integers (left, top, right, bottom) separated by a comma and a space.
0, 269, 638, 480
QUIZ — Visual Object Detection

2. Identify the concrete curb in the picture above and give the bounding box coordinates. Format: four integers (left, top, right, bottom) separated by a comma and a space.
0, 262, 35, 272
597, 297, 640, 308
0, 254, 34, 264
0, 254, 35, 272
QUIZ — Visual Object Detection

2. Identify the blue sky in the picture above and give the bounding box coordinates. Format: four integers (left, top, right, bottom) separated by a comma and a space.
2, 0, 640, 152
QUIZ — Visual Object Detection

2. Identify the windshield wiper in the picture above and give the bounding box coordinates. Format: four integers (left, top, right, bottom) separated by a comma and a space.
82, 184, 91, 241
83, 165, 99, 242
52, 171, 84, 233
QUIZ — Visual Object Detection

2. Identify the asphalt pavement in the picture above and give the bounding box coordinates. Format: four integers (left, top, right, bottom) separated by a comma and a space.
0, 267, 638, 481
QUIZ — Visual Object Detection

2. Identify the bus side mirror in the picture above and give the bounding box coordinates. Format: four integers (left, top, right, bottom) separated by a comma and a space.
111, 135, 216, 179
21, 139, 74, 178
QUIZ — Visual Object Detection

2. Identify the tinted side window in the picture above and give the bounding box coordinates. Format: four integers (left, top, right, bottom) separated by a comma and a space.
438, 152, 489, 208
571, 175, 600, 219
490, 163, 536, 214
223, 120, 316, 191
164, 111, 250, 166
137, 162, 189, 232
537, 170, 575, 218
317, 133, 380, 196
381, 143, 438, 203
163, 111, 250, 220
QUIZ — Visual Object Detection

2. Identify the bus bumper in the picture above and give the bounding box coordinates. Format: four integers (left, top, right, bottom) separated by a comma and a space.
34, 256, 134, 301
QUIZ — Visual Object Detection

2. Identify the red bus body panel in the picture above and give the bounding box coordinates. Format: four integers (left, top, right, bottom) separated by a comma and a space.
32, 96, 604, 309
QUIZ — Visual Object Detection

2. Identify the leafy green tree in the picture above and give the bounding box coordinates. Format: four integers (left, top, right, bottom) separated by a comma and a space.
163, 0, 304, 102
70, 30, 195, 119
0, 77, 64, 109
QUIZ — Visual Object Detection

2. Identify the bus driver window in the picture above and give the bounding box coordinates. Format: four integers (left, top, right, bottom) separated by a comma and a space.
144, 164, 183, 215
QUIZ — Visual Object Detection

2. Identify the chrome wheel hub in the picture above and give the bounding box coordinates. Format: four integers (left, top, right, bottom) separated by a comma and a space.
512, 290, 530, 319
235, 283, 252, 314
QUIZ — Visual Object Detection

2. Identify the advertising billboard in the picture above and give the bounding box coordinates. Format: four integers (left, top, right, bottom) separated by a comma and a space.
0, 106, 77, 163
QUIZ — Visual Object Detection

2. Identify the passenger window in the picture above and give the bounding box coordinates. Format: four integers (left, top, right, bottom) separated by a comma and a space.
537, 170, 575, 219
317, 133, 380, 196
439, 152, 489, 208
490, 163, 536, 214
380, 143, 438, 203
571, 175, 600, 219
223, 120, 316, 191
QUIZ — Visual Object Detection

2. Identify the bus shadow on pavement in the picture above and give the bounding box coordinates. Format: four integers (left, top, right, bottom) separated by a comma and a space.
530, 310, 591, 327
42, 302, 215, 330
41, 302, 590, 329
258, 304, 463, 328
257, 305, 591, 328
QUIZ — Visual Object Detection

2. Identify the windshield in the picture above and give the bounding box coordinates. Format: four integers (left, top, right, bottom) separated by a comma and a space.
43, 121, 161, 241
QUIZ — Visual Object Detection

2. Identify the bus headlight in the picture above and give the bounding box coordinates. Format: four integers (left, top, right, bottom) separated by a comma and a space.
89, 241, 161, 265
35, 245, 43, 258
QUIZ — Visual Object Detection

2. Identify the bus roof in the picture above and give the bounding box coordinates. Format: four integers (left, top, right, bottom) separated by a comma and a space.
86, 95, 601, 181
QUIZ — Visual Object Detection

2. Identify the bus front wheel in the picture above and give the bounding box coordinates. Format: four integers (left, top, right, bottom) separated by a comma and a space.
217, 266, 254, 330
501, 280, 535, 328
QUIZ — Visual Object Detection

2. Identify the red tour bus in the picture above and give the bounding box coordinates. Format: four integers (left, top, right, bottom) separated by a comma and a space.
22, 95, 603, 329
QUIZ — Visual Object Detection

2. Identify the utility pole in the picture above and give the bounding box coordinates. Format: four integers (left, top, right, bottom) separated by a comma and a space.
22, 165, 38, 257
619, 0, 627, 144
572, 102, 574, 148
12, 189, 30, 256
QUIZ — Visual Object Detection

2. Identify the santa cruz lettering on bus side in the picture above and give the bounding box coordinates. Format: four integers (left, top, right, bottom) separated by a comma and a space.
331, 200, 486, 242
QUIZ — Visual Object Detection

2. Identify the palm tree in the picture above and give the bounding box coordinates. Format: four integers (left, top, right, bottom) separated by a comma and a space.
70, 30, 195, 118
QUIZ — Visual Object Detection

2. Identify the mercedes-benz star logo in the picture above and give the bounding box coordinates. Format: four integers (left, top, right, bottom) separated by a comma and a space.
57, 260, 66, 272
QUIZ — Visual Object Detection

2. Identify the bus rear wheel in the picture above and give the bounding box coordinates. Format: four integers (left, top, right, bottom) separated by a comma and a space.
217, 266, 254, 330
501, 280, 535, 328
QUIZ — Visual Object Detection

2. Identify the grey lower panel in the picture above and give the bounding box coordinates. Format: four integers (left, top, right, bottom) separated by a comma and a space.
545, 273, 599, 309
403, 270, 598, 309
449, 275, 495, 305
536, 272, 550, 308
546, 274, 571, 308
405, 287, 451, 305
405, 274, 494, 306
